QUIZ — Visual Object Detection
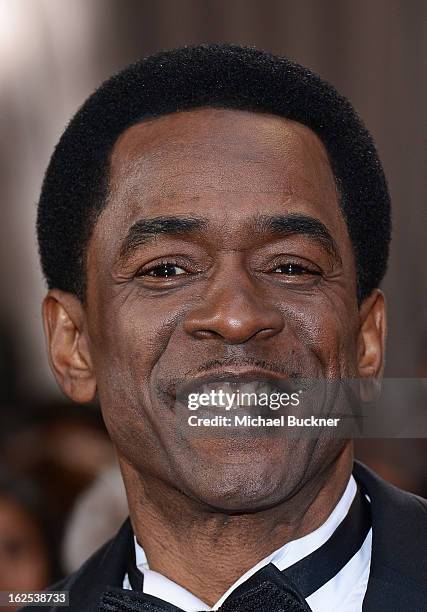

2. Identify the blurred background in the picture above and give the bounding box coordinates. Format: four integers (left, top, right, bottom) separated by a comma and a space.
0, 0, 426, 594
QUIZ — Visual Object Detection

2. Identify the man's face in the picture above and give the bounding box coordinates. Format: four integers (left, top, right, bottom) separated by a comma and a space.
83, 108, 362, 510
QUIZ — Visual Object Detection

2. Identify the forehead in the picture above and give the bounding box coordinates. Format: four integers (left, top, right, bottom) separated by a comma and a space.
95, 108, 347, 247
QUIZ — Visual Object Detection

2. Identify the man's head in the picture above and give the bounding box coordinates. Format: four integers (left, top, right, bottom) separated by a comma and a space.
39, 45, 389, 511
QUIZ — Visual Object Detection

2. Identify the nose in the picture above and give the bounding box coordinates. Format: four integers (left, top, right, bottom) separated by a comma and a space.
183, 266, 284, 345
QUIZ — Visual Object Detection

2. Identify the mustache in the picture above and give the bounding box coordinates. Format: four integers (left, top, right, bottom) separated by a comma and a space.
155, 355, 306, 400
187, 357, 302, 378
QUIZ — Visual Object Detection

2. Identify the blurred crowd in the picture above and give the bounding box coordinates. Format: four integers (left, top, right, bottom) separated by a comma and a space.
0, 398, 121, 597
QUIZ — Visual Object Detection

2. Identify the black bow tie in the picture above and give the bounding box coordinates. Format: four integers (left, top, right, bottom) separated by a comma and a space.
99, 488, 370, 612
100, 564, 312, 611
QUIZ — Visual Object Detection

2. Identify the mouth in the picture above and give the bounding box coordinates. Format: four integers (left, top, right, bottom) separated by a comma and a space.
173, 369, 297, 411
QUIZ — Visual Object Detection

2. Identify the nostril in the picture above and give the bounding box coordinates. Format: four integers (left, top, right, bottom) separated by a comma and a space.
256, 328, 281, 340
183, 288, 285, 345
188, 323, 283, 345
192, 329, 223, 340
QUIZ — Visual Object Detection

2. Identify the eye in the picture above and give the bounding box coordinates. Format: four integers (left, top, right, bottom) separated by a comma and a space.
137, 262, 187, 278
272, 263, 320, 276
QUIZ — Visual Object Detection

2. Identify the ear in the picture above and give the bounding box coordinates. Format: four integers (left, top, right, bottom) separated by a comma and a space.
42, 289, 96, 403
357, 289, 387, 380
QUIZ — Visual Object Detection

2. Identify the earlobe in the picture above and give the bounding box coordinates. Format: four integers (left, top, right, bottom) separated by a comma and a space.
357, 289, 387, 380
42, 289, 97, 403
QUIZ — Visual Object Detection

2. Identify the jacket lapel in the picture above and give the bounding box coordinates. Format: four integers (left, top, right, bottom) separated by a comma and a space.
62, 517, 134, 611
353, 461, 427, 611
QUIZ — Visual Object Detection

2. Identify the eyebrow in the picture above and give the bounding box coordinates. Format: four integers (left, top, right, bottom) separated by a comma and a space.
119, 216, 208, 259
118, 212, 341, 262
254, 213, 341, 262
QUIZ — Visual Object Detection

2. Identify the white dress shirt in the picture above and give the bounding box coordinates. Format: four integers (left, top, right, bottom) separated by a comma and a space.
123, 475, 372, 611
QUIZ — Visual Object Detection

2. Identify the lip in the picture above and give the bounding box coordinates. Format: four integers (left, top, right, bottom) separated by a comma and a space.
174, 368, 295, 400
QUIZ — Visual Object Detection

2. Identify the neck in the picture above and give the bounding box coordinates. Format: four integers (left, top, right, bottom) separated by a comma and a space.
120, 444, 353, 606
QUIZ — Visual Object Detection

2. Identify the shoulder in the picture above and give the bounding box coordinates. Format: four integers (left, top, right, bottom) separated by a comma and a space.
19, 518, 133, 611
353, 461, 427, 608
17, 553, 106, 612
354, 460, 427, 520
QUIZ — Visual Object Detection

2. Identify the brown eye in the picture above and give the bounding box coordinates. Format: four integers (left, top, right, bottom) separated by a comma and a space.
273, 263, 318, 275
139, 263, 186, 278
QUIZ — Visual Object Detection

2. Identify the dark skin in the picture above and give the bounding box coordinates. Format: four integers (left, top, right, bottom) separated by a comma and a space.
42, 108, 386, 604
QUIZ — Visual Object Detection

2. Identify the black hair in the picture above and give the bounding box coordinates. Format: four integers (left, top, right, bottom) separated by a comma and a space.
37, 44, 391, 303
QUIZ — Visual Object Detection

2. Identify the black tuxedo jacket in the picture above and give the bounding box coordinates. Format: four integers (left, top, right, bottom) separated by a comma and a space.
21, 461, 427, 611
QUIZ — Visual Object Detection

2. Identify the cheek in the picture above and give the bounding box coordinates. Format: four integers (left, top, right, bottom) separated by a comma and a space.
88, 290, 182, 409
284, 291, 359, 377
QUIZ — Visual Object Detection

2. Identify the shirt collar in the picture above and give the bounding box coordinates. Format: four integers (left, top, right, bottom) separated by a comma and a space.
132, 475, 358, 611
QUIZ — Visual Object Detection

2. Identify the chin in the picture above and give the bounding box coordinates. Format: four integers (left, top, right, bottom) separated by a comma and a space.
180, 443, 299, 512
189, 472, 291, 513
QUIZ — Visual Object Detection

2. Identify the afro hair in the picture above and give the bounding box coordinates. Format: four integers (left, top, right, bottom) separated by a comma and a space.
37, 43, 391, 303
